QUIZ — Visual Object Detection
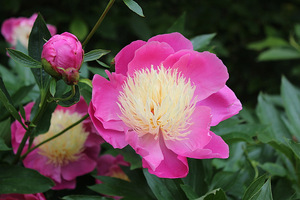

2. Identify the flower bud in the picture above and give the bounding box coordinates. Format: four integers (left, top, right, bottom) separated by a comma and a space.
41, 32, 84, 85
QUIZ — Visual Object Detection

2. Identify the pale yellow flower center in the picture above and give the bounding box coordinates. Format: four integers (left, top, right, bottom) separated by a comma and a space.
118, 66, 197, 141
34, 110, 88, 166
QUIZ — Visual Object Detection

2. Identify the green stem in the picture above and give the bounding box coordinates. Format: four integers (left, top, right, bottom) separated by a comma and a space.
49, 85, 76, 102
12, 87, 51, 164
20, 113, 89, 160
82, 0, 115, 47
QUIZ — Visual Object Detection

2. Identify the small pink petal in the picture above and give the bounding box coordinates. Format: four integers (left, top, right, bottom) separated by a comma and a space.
89, 102, 128, 149
202, 131, 229, 159
61, 154, 96, 181
144, 137, 188, 178
127, 41, 175, 75
163, 50, 229, 100
198, 86, 242, 126
52, 179, 76, 190
148, 32, 193, 52
164, 106, 213, 158
115, 40, 147, 75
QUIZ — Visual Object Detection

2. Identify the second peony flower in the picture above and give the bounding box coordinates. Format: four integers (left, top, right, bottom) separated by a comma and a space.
41, 32, 84, 85
89, 32, 242, 178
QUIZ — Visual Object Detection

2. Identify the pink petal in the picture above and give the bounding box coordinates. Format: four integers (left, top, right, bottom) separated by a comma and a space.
90, 73, 127, 131
52, 179, 76, 190
164, 106, 213, 158
201, 131, 229, 159
148, 32, 193, 52
115, 40, 146, 75
61, 154, 97, 181
163, 50, 229, 101
127, 41, 175, 75
198, 86, 242, 126
89, 102, 128, 149
144, 137, 188, 178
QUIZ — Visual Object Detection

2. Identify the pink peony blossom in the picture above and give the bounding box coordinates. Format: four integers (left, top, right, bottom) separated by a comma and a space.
1, 13, 56, 48
41, 32, 84, 85
0, 193, 46, 200
89, 32, 242, 178
11, 98, 103, 190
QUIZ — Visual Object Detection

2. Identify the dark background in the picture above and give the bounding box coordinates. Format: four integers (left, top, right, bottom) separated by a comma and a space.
1, 0, 300, 107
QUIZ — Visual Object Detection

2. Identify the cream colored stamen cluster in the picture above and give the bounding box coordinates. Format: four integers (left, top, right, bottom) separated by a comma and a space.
118, 65, 197, 141
34, 110, 88, 166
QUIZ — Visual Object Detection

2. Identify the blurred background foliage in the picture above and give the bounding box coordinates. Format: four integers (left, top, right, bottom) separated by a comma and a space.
1, 0, 300, 107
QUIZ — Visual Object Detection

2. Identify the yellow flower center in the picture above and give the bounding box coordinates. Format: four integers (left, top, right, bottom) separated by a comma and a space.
118, 66, 197, 141
34, 110, 88, 166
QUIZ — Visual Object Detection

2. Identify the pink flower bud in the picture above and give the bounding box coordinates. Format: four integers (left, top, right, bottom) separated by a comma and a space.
41, 32, 84, 85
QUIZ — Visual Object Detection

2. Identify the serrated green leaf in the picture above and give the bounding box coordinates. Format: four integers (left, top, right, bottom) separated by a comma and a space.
281, 77, 300, 139
84, 49, 111, 62
242, 174, 268, 200
143, 169, 187, 200
123, 0, 144, 17
191, 33, 217, 51
258, 48, 300, 61
6, 48, 42, 68
0, 164, 54, 194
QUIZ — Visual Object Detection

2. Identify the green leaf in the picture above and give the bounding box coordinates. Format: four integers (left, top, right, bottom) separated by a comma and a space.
258, 47, 300, 61
143, 169, 187, 200
6, 48, 42, 68
180, 184, 200, 200
89, 176, 147, 200
62, 195, 111, 200
49, 78, 57, 97
78, 81, 92, 104
57, 85, 80, 107
190, 33, 217, 51
96, 60, 110, 69
210, 171, 240, 191
0, 164, 54, 194
11, 84, 35, 106
0, 77, 24, 127
0, 138, 11, 151
167, 12, 186, 34
0, 118, 11, 147
242, 174, 268, 200
123, 0, 144, 17
256, 93, 290, 143
281, 77, 300, 139
84, 49, 111, 62
259, 162, 286, 177
70, 18, 89, 41
196, 188, 227, 200
247, 37, 289, 51
88, 66, 109, 78
28, 13, 52, 89
249, 178, 273, 200
285, 139, 300, 160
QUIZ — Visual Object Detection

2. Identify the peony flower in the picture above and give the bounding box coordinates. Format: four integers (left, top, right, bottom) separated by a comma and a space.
41, 32, 84, 85
11, 98, 103, 190
96, 154, 130, 183
1, 13, 56, 48
89, 32, 242, 178
0, 193, 46, 200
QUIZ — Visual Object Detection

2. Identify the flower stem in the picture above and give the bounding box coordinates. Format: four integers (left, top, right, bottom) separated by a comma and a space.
82, 0, 115, 47
12, 87, 51, 164
20, 113, 89, 160
49, 85, 76, 102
